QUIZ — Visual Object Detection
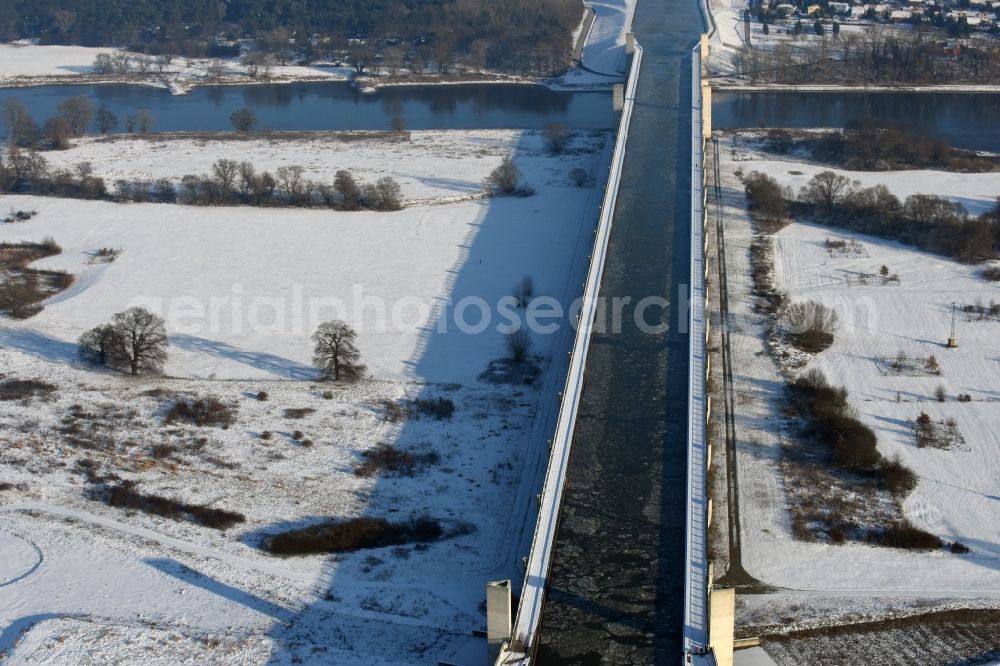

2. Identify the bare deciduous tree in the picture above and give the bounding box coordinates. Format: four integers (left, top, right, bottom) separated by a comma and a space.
276, 165, 308, 203
43, 117, 73, 148
313, 320, 366, 381
543, 122, 570, 154
384, 46, 405, 76
363, 176, 402, 211
125, 110, 154, 134
58, 96, 94, 135
800, 171, 857, 213
241, 52, 270, 77
334, 170, 362, 210
95, 105, 118, 134
110, 51, 131, 75
230, 107, 257, 132
3, 98, 39, 146
78, 323, 125, 366
212, 159, 240, 200
109, 307, 169, 375
93, 52, 113, 75
206, 59, 226, 81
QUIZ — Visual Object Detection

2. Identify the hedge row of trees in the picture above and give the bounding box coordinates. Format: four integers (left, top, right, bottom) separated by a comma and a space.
744, 168, 1000, 262
3, 97, 153, 150
4, 97, 153, 149
765, 121, 998, 173
0, 0, 582, 78
0, 149, 404, 211
173, 161, 403, 210
735, 26, 1000, 84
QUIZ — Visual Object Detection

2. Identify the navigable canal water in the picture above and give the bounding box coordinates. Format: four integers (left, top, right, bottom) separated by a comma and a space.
533, 0, 705, 661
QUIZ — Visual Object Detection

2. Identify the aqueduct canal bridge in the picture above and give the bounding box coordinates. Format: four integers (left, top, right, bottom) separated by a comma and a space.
496, 0, 730, 663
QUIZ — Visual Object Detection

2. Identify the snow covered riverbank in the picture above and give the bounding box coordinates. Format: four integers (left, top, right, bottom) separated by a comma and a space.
715, 130, 1000, 596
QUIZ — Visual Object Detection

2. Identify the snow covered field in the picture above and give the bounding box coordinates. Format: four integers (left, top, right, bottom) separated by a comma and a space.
714, 131, 1000, 598
41, 130, 604, 207
0, 129, 612, 663
2, 130, 607, 382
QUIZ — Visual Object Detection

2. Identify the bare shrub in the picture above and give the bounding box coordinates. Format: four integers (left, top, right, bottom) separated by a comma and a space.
284, 407, 316, 419
166, 398, 236, 428
505, 328, 532, 362
292, 430, 304, 440
482, 155, 520, 196
411, 397, 455, 420
150, 443, 179, 459
0, 379, 57, 401
512, 274, 534, 307
765, 129, 794, 153
879, 455, 917, 495
543, 122, 571, 154
744, 171, 791, 227
261, 430, 272, 440
0, 281, 44, 319
784, 301, 838, 353
265, 516, 443, 555
790, 370, 881, 471
983, 267, 1000, 281
934, 384, 947, 402
95, 482, 245, 530
380, 399, 404, 422
871, 520, 942, 550
354, 444, 440, 478
256, 391, 269, 401
569, 167, 592, 187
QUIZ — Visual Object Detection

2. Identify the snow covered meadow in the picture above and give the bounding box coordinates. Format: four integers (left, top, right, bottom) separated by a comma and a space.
0, 41, 350, 92
714, 131, 1000, 608
0, 128, 611, 663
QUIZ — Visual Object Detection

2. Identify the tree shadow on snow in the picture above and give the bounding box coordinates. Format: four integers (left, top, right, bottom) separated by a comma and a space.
170, 334, 317, 380
0, 328, 79, 365
256, 127, 612, 664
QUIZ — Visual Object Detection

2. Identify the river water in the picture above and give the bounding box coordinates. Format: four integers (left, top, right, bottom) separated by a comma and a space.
0, 81, 615, 131
3, 81, 999, 148
713, 89, 1000, 152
